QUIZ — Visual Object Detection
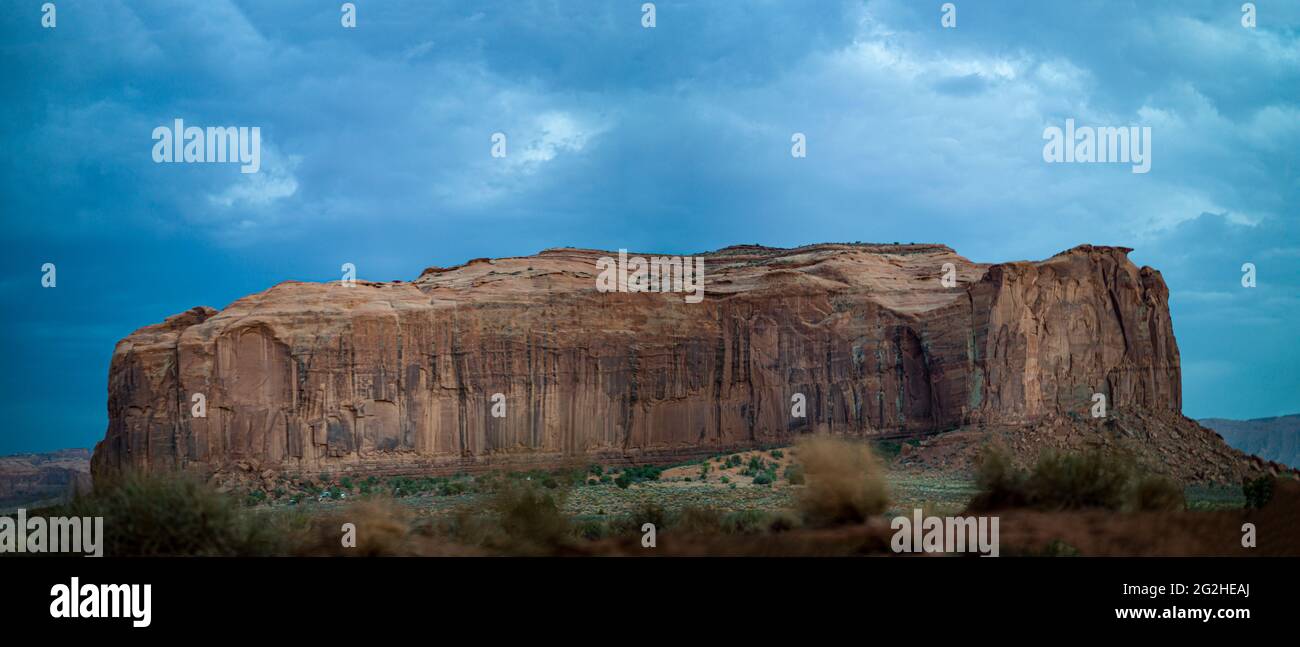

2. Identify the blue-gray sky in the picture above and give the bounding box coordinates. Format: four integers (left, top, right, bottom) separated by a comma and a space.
2, 0, 1297, 454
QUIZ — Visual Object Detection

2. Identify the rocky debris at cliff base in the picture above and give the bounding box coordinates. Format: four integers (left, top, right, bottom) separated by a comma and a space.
893, 411, 1294, 483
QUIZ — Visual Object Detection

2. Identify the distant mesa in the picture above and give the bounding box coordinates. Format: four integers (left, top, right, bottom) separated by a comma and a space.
1200, 415, 1300, 470
0, 448, 91, 512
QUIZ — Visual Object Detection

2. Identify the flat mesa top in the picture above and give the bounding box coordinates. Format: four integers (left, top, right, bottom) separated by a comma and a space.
135, 243, 1142, 347
399, 243, 988, 312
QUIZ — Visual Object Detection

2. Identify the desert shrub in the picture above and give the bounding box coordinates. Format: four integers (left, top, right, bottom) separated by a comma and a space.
386, 475, 446, 496
299, 498, 414, 556
741, 456, 768, 477
612, 465, 661, 489
623, 465, 663, 483
572, 518, 609, 541
968, 444, 1030, 511
489, 480, 570, 551
873, 440, 904, 459
1025, 450, 1133, 510
473, 473, 500, 492
1130, 475, 1186, 511
57, 472, 297, 556
794, 436, 889, 526
1243, 476, 1275, 509
674, 507, 723, 534
720, 509, 769, 535
770, 449, 784, 459
783, 464, 805, 485
971, 446, 1185, 512
439, 480, 469, 496
712, 509, 798, 535
629, 502, 669, 532
765, 511, 802, 533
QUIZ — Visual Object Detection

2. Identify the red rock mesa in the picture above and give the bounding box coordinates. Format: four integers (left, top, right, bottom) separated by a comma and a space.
93, 243, 1265, 482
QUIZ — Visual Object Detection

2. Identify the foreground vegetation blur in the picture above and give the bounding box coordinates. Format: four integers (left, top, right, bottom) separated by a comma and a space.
27, 437, 1296, 557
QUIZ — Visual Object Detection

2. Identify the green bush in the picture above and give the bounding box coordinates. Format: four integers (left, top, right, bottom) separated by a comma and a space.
611, 465, 662, 489
971, 446, 1185, 512
439, 480, 469, 496
1243, 476, 1274, 509
969, 444, 1030, 510
741, 456, 768, 477
623, 465, 663, 483
1024, 450, 1133, 510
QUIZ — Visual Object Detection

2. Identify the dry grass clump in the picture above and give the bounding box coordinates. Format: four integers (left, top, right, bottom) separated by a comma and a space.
485, 479, 572, 553
294, 498, 422, 556
794, 436, 889, 526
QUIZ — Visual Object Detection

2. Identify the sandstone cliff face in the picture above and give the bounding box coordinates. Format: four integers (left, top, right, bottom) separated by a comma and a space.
91, 243, 1188, 479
